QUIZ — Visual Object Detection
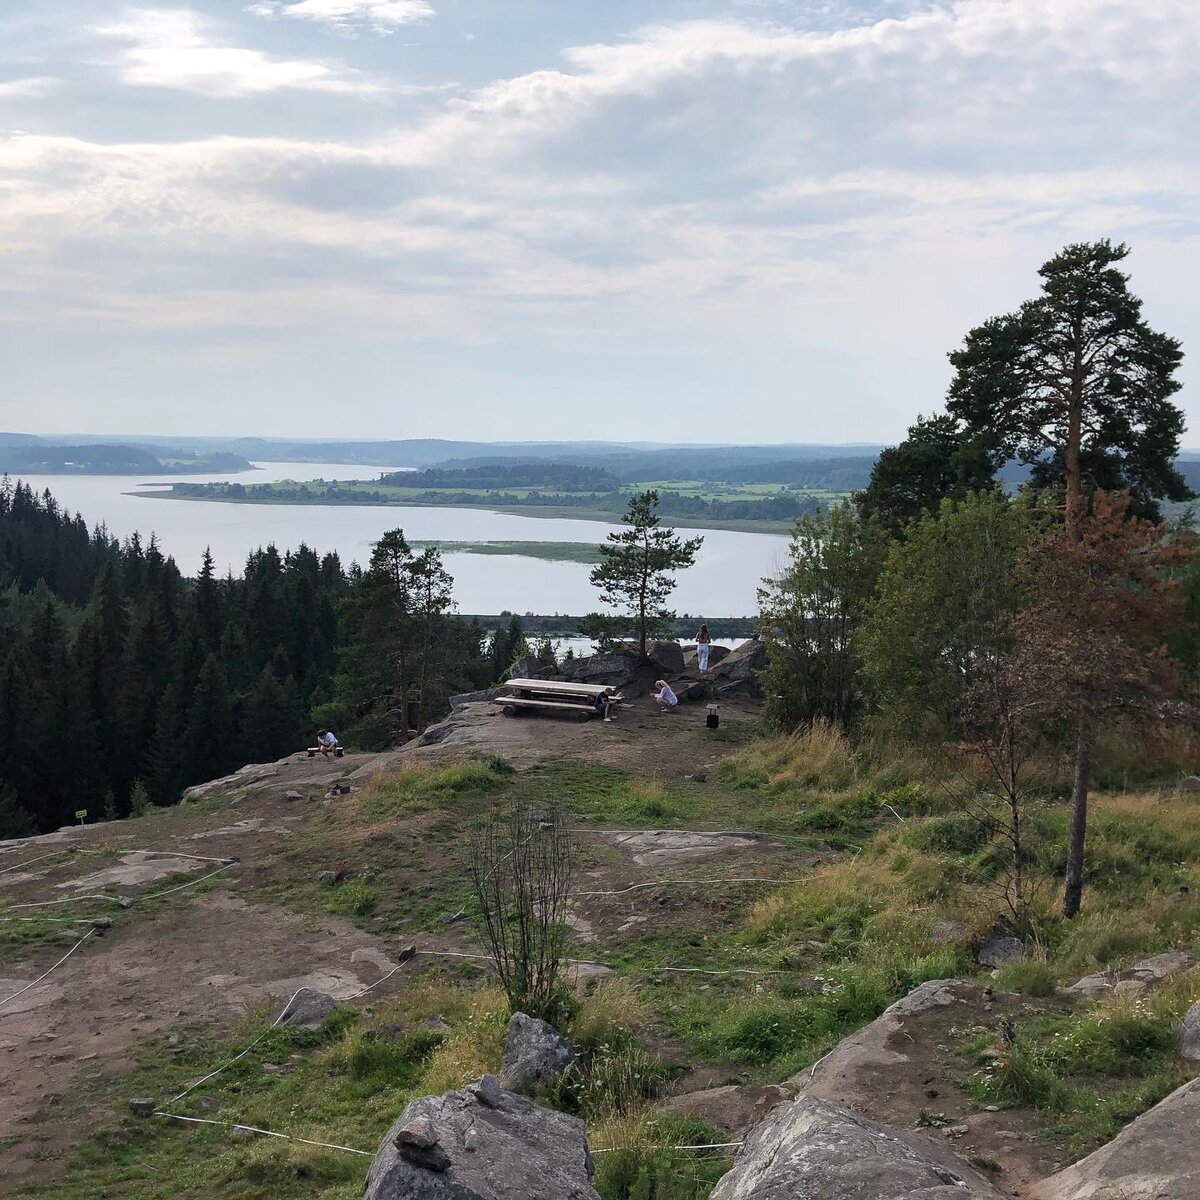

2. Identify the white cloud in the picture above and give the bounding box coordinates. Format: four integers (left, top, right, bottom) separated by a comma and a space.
250, 0, 434, 34
0, 76, 58, 98
96, 7, 383, 96
3, 0, 1198, 364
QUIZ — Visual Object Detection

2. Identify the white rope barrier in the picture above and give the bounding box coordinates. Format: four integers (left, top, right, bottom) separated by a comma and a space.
117, 849, 237, 865
150, 1112, 373, 1157
568, 876, 808, 899
4, 893, 124, 910
163, 985, 308, 1105
0, 928, 97, 1012
593, 1140, 744, 1154
0, 849, 75, 875
141, 863, 234, 902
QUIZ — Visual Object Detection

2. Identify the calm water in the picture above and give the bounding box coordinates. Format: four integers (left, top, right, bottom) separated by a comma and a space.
14, 462, 789, 615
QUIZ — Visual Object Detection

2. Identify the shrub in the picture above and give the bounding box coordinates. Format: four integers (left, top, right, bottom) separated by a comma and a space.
128, 779, 151, 818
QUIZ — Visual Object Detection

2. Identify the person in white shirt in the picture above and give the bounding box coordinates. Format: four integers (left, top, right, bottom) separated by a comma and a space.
316, 729, 339, 757
652, 680, 678, 712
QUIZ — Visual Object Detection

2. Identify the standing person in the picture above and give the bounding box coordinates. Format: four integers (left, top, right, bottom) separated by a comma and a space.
695, 623, 712, 673
652, 680, 678, 713
316, 728, 339, 757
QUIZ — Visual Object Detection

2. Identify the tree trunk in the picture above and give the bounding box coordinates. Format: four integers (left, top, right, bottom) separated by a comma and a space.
1064, 319, 1085, 537
1062, 715, 1093, 918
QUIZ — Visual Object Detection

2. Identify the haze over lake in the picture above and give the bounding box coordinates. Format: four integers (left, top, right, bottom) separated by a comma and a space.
16, 462, 788, 615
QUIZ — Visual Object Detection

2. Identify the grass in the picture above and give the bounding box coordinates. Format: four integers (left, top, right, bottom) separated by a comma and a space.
958, 976, 1200, 1154
20, 732, 1200, 1198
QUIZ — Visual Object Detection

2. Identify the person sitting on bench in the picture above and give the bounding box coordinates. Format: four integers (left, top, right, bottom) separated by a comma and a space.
316, 728, 339, 757
652, 680, 678, 713
594, 686, 620, 723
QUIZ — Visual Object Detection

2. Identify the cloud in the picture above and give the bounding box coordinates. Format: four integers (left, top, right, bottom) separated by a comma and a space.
249, 0, 434, 34
0, 76, 58, 98
96, 7, 384, 95
3, 0, 1198, 349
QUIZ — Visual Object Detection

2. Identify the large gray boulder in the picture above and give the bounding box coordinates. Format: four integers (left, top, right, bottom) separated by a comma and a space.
1033, 1077, 1200, 1200
501, 1012, 575, 1088
646, 640, 685, 676
277, 987, 336, 1030
710, 1097, 1005, 1199
364, 1083, 599, 1200
558, 651, 641, 689
978, 934, 1024, 968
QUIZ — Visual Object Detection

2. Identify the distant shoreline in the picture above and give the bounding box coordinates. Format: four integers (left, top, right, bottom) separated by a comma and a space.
131, 488, 797, 535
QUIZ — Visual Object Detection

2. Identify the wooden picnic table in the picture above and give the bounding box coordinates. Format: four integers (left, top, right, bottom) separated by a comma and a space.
491, 678, 624, 721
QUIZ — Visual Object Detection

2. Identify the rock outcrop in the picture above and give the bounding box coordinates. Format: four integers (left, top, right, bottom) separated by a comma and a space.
788, 978, 963, 1098
709, 1097, 1005, 1199
500, 1012, 575, 1088
1033, 1077, 1200, 1200
363, 1084, 599, 1200
1065, 951, 1192, 998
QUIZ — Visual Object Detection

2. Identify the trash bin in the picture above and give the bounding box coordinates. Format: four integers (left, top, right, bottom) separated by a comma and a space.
706, 703, 720, 730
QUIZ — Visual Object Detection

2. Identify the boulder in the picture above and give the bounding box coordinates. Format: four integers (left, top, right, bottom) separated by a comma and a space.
558, 651, 641, 689
277, 987, 336, 1030
710, 1097, 1005, 1199
707, 639, 767, 695
646, 640, 686, 675
789, 979, 963, 1098
501, 1012, 575, 1088
1177, 1001, 1200, 1062
1033, 1077, 1200, 1200
418, 721, 456, 747
1066, 950, 1193, 998
364, 1085, 599, 1200
662, 1084, 790, 1134
978, 935, 1024, 968
448, 688, 499, 709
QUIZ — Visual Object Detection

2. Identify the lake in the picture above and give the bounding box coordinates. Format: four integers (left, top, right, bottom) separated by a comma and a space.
13, 462, 790, 615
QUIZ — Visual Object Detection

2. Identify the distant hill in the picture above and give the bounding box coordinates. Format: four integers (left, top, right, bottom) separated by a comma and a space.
0, 443, 250, 475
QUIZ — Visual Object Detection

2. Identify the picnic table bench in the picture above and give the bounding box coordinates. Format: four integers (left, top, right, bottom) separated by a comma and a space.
491, 678, 624, 722
306, 745, 345, 758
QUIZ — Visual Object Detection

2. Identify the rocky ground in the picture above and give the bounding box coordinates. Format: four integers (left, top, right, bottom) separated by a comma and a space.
2, 649, 1198, 1199
0, 673, 767, 1192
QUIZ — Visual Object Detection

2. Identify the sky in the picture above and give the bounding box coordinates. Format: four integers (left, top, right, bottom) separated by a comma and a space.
1, 0, 1198, 444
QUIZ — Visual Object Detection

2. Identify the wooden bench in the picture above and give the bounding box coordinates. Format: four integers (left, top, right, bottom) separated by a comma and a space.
306, 745, 345, 758
491, 678, 624, 722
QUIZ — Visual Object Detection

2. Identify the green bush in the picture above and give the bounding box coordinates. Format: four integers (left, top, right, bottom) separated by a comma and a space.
904, 812, 993, 857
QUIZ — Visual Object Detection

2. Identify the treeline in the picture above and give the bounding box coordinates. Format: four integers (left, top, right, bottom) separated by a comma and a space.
175, 481, 820, 523
0, 444, 251, 475
0, 481, 497, 837
379, 463, 620, 491
761, 240, 1200, 921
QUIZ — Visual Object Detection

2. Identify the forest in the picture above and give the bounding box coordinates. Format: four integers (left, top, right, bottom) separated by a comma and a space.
0, 482, 514, 837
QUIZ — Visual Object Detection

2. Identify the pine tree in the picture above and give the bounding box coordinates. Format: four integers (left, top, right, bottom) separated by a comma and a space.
586, 491, 703, 659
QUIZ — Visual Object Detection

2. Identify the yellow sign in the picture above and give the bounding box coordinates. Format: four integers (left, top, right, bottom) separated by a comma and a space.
75, 809, 87, 821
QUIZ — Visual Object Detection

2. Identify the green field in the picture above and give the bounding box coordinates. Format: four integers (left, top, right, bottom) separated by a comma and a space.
411, 540, 604, 564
